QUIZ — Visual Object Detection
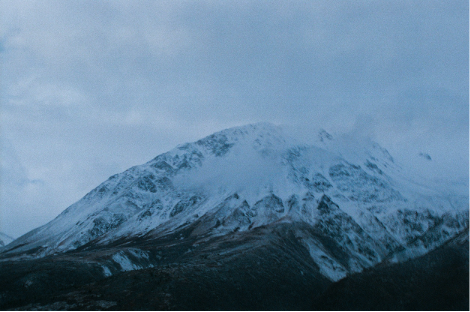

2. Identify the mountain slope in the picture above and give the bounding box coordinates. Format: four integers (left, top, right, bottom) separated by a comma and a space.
1, 123, 468, 283
0, 232, 14, 247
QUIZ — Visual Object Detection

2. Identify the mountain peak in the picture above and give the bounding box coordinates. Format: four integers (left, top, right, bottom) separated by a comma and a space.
198, 122, 287, 148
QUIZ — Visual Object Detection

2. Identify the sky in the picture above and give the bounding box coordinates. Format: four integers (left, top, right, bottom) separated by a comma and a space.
0, 0, 468, 238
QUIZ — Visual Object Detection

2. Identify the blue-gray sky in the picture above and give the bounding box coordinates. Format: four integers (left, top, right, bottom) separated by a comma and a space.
1, 0, 468, 238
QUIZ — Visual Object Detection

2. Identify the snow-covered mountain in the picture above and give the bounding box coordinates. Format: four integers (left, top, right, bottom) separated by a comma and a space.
0, 232, 14, 247
1, 123, 468, 282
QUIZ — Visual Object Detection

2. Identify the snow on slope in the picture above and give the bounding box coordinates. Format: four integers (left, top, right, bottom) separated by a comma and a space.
2, 123, 468, 276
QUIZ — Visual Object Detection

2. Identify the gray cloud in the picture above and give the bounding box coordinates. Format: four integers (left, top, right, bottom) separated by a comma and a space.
1, 0, 468, 237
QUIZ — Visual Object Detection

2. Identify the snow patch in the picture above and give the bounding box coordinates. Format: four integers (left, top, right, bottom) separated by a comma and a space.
301, 237, 347, 281
101, 265, 112, 277
112, 252, 142, 272
109, 249, 154, 273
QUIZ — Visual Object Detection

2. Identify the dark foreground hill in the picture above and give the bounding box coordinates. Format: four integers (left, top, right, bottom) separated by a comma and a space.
1, 222, 330, 310
0, 225, 467, 310
312, 229, 469, 310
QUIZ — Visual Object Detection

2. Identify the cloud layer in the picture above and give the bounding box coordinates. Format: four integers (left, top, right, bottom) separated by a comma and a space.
1, 0, 468, 237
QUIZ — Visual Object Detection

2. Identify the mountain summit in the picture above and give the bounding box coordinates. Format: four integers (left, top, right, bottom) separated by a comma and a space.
1, 123, 468, 282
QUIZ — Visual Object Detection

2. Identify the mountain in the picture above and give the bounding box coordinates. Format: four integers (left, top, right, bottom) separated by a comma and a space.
0, 123, 467, 310
0, 232, 14, 247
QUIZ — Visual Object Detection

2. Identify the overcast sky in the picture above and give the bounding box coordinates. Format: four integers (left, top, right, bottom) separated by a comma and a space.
1, 0, 468, 238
